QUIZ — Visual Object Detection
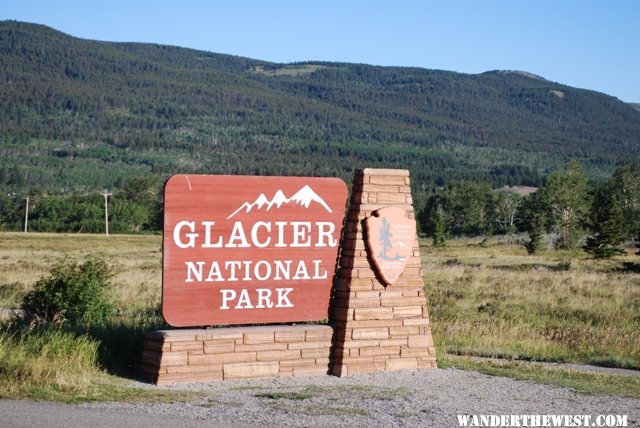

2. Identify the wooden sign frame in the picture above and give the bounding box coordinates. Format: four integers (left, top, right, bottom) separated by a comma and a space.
162, 174, 348, 327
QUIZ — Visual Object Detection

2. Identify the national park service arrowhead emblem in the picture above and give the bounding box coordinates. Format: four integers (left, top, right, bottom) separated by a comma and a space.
365, 206, 416, 285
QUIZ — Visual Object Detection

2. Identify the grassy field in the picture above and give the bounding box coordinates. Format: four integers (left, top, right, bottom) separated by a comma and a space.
0, 232, 162, 315
0, 232, 639, 400
422, 237, 640, 370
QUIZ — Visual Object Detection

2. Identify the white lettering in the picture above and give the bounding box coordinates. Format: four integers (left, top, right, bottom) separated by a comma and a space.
274, 221, 287, 247
174, 221, 197, 248
316, 222, 337, 247
256, 288, 274, 308
184, 259, 329, 283
242, 260, 252, 280
273, 260, 291, 280
251, 221, 271, 248
225, 261, 241, 281
218, 287, 295, 310
235, 289, 254, 309
220, 289, 236, 309
205, 261, 224, 282
254, 260, 271, 281
293, 260, 310, 279
291, 222, 312, 247
172, 220, 339, 249
202, 221, 223, 248
227, 222, 250, 248
185, 261, 204, 282
313, 259, 327, 279
277, 288, 294, 307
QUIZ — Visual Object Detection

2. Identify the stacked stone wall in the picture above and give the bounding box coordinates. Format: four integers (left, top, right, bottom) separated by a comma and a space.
330, 168, 436, 376
142, 325, 334, 384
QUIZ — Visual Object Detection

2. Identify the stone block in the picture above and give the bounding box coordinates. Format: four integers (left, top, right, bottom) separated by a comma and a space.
380, 297, 427, 307
377, 192, 409, 204
408, 335, 434, 348
301, 348, 332, 359
400, 347, 430, 358
293, 365, 330, 377
305, 327, 334, 342
386, 358, 418, 370
353, 307, 394, 320
166, 364, 223, 374
279, 358, 319, 368
340, 339, 381, 349
349, 298, 382, 308
369, 175, 408, 186
344, 361, 386, 376
170, 341, 203, 352
378, 338, 408, 347
288, 340, 333, 350
355, 291, 381, 299
362, 168, 409, 177
157, 371, 223, 384
223, 362, 279, 379
256, 349, 301, 361
243, 331, 275, 345
158, 352, 188, 367
359, 346, 401, 357
343, 319, 404, 328
392, 306, 423, 318
402, 318, 430, 326
206, 330, 245, 341
189, 351, 256, 365
352, 327, 389, 340
204, 339, 236, 354
389, 326, 420, 337
235, 342, 288, 352
274, 329, 306, 343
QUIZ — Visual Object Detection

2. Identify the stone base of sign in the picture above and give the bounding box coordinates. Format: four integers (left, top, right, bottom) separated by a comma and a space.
329, 168, 437, 376
141, 325, 334, 384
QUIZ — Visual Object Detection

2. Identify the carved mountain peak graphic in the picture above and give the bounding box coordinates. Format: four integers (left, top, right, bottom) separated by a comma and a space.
226, 185, 332, 219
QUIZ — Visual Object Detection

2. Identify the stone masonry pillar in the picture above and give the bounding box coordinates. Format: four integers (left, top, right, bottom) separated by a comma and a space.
330, 168, 437, 376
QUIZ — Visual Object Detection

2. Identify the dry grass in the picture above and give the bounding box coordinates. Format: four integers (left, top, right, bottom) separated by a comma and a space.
0, 232, 162, 314
0, 232, 638, 401
422, 238, 640, 369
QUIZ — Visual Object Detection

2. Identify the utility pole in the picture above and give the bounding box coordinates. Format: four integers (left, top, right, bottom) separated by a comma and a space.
23, 196, 29, 233
100, 190, 112, 237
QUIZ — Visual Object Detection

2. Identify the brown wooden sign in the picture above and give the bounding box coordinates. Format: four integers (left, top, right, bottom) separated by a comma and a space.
365, 207, 415, 285
162, 175, 348, 327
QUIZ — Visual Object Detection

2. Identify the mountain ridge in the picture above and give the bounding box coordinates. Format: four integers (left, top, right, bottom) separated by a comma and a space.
1, 20, 638, 193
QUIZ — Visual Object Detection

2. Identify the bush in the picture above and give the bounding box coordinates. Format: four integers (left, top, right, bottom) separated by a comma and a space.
22, 258, 114, 326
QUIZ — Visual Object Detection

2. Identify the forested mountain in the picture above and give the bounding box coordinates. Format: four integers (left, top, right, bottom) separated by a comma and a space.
1, 20, 639, 194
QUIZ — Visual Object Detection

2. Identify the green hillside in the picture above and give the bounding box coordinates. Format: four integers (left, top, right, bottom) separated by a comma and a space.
1, 20, 639, 193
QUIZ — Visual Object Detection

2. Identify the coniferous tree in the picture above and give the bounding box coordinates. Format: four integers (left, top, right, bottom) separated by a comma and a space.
583, 180, 625, 258
432, 206, 447, 248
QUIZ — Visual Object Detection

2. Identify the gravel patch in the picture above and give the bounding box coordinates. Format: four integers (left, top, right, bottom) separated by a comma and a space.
76, 368, 640, 427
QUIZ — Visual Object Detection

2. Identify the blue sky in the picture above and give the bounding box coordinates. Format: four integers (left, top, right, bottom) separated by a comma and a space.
2, 0, 638, 102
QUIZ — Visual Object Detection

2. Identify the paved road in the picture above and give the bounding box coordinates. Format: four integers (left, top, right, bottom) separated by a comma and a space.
0, 400, 245, 428
1, 368, 639, 428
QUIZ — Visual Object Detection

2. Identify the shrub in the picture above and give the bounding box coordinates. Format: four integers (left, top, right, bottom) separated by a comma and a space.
22, 258, 114, 326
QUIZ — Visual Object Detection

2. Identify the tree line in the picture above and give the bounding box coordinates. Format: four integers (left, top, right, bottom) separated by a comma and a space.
419, 161, 640, 258
0, 176, 162, 234
1, 161, 638, 258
